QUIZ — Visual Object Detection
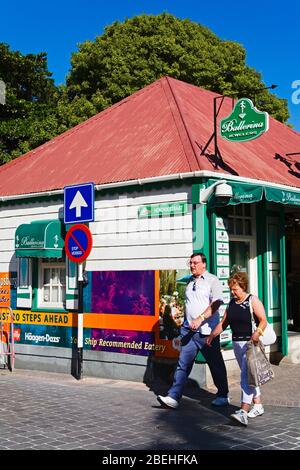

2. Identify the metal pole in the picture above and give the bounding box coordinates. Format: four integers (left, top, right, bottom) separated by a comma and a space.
213, 97, 218, 159
77, 262, 84, 380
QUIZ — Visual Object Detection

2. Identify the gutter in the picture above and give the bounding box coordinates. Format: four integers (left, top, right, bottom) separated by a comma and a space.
0, 170, 300, 202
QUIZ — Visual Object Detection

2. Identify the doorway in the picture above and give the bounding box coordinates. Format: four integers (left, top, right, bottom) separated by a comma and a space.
285, 207, 300, 331
227, 204, 258, 295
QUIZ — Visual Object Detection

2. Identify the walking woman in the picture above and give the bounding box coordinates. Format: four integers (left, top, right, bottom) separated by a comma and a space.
207, 271, 267, 426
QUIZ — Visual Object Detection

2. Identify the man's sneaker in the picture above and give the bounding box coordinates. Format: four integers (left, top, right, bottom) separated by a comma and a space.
248, 405, 264, 418
157, 395, 179, 409
211, 396, 230, 406
230, 409, 248, 426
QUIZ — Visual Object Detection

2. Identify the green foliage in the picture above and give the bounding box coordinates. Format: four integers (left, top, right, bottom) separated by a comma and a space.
0, 14, 289, 164
67, 13, 288, 122
0, 43, 58, 163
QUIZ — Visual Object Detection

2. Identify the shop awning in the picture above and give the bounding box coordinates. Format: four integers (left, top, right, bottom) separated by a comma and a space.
265, 187, 300, 206
15, 220, 65, 258
229, 182, 264, 205
206, 179, 264, 206
206, 179, 300, 207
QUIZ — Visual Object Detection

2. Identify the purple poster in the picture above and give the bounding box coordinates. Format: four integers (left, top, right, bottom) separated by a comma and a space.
90, 328, 155, 356
92, 271, 155, 315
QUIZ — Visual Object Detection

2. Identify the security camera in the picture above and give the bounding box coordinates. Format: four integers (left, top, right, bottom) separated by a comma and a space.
199, 180, 233, 204
215, 182, 233, 199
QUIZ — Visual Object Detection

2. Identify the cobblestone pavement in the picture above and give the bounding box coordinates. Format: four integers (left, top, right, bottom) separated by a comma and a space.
0, 364, 300, 451
223, 361, 300, 408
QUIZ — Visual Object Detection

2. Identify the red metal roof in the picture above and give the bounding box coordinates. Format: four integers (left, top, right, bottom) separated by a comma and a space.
0, 76, 299, 197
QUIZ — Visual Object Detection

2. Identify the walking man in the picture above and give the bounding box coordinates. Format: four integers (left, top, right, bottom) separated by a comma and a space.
157, 252, 229, 408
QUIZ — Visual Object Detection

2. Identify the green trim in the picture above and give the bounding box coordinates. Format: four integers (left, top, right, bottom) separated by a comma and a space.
192, 183, 211, 266
279, 207, 288, 355
32, 259, 39, 310
16, 293, 31, 299
267, 316, 281, 324
66, 294, 78, 300
209, 211, 217, 275
262, 205, 288, 355
195, 350, 206, 363
256, 201, 266, 302
192, 203, 205, 253
191, 184, 201, 204
16, 249, 63, 258
192, 181, 210, 363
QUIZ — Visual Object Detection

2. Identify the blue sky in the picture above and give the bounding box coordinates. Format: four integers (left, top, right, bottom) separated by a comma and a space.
1, 0, 300, 131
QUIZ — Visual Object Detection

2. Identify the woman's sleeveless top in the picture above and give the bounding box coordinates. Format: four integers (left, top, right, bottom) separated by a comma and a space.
226, 294, 254, 341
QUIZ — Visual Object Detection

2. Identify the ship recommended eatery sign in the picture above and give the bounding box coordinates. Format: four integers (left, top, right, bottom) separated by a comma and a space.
220, 98, 269, 142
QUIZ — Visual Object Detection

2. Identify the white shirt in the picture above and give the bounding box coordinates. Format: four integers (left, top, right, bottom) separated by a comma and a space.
185, 271, 224, 335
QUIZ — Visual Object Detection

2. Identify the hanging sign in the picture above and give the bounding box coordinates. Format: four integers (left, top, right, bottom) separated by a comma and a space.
220, 98, 269, 142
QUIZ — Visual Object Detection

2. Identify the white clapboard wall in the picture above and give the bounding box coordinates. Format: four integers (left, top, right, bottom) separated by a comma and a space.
0, 184, 193, 272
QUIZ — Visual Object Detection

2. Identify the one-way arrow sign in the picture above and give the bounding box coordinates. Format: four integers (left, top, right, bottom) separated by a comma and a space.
64, 183, 94, 224
69, 190, 88, 218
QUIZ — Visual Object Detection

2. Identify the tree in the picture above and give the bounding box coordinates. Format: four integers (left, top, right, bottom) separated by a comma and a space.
0, 43, 107, 164
67, 13, 289, 122
0, 43, 59, 163
0, 14, 290, 164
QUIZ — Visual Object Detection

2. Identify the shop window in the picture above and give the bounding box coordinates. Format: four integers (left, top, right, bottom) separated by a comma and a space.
228, 205, 253, 236
16, 258, 32, 308
38, 260, 66, 309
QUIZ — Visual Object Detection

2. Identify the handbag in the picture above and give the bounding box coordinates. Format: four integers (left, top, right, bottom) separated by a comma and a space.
246, 340, 275, 387
249, 295, 277, 346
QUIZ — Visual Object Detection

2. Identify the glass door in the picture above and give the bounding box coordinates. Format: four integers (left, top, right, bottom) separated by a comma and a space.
229, 240, 250, 274
227, 204, 257, 294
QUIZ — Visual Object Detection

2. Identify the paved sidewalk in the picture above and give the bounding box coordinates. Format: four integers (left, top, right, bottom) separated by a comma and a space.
0, 362, 300, 451
225, 362, 300, 407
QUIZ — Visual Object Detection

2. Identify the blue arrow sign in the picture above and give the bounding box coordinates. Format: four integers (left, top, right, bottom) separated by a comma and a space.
64, 183, 95, 224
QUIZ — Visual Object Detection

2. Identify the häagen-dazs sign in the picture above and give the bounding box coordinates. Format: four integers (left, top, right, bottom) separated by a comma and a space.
220, 98, 269, 142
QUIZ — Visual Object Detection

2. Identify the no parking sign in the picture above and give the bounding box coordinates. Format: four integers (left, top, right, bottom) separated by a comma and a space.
65, 224, 93, 263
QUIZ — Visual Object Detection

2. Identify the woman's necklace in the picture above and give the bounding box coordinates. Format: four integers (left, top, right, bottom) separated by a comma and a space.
235, 293, 249, 304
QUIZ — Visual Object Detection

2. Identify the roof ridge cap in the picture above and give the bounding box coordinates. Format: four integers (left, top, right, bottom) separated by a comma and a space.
163, 77, 200, 171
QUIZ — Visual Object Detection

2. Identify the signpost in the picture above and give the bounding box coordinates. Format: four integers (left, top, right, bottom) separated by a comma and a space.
64, 183, 94, 379
65, 223, 93, 380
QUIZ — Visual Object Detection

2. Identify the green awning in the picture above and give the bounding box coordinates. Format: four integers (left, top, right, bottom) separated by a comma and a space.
198, 179, 300, 207
229, 182, 264, 205
265, 187, 300, 206
15, 220, 65, 258
206, 179, 264, 206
